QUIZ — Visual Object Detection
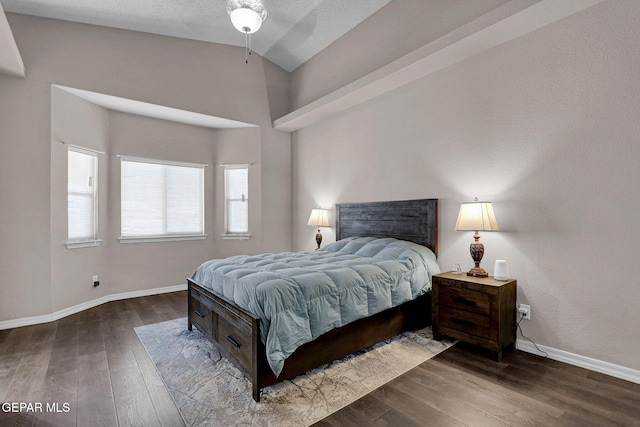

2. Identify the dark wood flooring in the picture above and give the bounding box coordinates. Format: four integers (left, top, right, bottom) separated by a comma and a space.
0, 292, 186, 427
314, 341, 640, 427
1, 291, 639, 426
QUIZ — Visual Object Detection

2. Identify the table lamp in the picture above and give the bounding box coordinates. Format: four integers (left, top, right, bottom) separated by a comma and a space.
307, 208, 329, 249
455, 198, 499, 277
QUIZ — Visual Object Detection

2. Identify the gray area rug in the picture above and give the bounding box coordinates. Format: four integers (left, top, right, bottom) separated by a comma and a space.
135, 318, 453, 427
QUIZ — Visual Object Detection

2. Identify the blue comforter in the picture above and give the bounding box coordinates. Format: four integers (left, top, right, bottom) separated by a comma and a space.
190, 237, 440, 376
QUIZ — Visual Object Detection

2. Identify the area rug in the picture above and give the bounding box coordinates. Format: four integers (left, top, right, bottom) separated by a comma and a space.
135, 318, 453, 427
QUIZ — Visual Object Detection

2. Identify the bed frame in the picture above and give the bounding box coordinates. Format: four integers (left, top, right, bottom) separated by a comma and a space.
187, 198, 438, 401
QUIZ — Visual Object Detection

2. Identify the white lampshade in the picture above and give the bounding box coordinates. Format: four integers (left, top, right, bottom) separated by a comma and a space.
307, 209, 329, 227
230, 7, 264, 34
455, 201, 499, 232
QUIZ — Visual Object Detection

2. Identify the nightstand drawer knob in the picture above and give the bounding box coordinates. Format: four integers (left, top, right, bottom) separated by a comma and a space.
452, 297, 476, 307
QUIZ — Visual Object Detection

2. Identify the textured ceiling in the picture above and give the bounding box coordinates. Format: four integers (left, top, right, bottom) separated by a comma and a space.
0, 0, 392, 71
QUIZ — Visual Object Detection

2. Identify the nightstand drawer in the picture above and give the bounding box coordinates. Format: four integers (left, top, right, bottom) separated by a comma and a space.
438, 307, 491, 338
439, 285, 491, 316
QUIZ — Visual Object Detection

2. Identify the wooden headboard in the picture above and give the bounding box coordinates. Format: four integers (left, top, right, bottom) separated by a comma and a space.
335, 198, 438, 257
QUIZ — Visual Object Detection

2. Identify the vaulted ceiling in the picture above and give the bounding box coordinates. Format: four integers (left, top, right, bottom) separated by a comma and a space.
0, 0, 391, 72
0, 0, 393, 125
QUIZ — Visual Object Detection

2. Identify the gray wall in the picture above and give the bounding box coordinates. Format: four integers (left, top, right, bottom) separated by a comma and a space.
290, 0, 509, 109
291, 0, 640, 371
0, 14, 291, 320
106, 112, 218, 296
50, 87, 111, 311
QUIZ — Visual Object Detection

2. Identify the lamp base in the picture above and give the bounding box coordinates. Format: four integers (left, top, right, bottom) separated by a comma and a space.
467, 233, 488, 277
467, 266, 488, 278
315, 229, 322, 250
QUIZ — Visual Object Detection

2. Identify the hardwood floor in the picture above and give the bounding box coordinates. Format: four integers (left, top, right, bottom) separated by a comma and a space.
1, 291, 639, 426
0, 292, 186, 427
314, 342, 640, 427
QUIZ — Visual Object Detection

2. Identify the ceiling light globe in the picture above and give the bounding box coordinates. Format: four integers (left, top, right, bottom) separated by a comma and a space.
230, 8, 263, 34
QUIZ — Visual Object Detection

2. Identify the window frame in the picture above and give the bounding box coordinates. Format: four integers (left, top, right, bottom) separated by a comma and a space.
119, 155, 207, 243
222, 164, 250, 240
66, 145, 102, 249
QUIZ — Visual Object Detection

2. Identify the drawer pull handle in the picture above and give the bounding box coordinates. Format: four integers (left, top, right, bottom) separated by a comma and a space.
452, 297, 476, 307
451, 317, 475, 327
194, 310, 206, 318
226, 336, 241, 348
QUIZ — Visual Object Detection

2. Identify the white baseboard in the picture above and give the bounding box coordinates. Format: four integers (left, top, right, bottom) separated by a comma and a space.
0, 284, 187, 330
109, 283, 187, 301
517, 339, 640, 385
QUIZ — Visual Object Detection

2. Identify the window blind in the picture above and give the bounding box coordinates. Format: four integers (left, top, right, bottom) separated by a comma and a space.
224, 166, 249, 234
68, 148, 98, 241
121, 158, 204, 238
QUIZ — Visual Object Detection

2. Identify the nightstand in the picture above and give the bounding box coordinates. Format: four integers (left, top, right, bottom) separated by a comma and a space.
432, 272, 517, 361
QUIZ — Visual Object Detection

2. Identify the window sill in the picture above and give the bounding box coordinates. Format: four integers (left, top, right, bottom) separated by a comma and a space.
66, 239, 103, 249
222, 233, 251, 240
119, 234, 207, 244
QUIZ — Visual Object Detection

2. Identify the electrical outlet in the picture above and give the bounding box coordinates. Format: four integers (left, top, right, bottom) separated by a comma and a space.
92, 275, 99, 287
518, 304, 531, 320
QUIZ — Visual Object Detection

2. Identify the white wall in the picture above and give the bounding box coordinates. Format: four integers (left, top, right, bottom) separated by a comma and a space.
291, 0, 640, 371
0, 14, 291, 322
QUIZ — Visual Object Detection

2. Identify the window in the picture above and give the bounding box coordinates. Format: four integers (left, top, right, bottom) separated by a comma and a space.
67, 146, 99, 248
120, 156, 206, 242
223, 165, 249, 238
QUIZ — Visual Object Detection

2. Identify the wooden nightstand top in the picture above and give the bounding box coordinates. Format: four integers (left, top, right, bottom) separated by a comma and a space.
434, 271, 516, 287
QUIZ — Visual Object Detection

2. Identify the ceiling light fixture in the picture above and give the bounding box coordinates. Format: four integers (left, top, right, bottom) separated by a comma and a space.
226, 0, 267, 64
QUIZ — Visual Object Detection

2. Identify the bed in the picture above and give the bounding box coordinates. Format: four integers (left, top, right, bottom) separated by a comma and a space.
187, 198, 438, 401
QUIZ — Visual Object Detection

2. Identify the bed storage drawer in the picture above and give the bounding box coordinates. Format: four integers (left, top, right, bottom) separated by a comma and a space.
216, 310, 253, 373
189, 289, 214, 337
188, 279, 261, 399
